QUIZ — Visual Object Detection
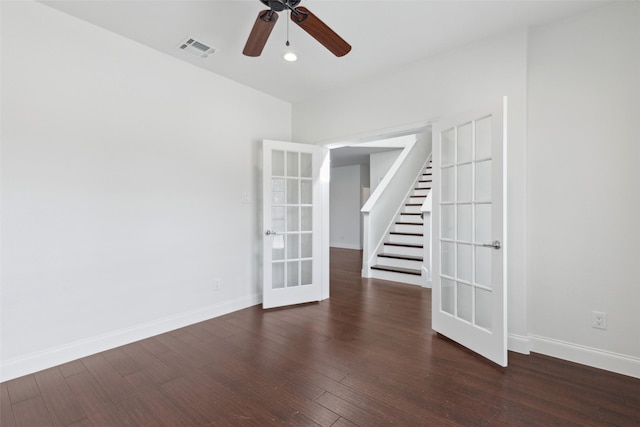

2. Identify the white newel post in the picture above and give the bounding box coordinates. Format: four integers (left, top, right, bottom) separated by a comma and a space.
421, 193, 432, 288
361, 212, 372, 277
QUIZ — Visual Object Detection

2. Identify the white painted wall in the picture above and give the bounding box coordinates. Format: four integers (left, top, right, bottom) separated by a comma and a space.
293, 2, 640, 376
369, 150, 402, 194
293, 30, 529, 352
0, 1, 291, 380
527, 2, 640, 373
330, 165, 363, 249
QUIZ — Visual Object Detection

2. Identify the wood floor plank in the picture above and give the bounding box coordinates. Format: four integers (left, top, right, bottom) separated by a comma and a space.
121, 341, 181, 388
315, 392, 394, 427
57, 360, 87, 378
80, 353, 136, 405
12, 396, 53, 427
114, 394, 168, 427
6, 374, 40, 404
137, 336, 172, 355
200, 355, 340, 426
159, 373, 277, 426
66, 418, 93, 427
34, 367, 86, 427
2, 248, 639, 426
330, 417, 359, 427
64, 369, 131, 426
1, 382, 17, 427
101, 347, 142, 377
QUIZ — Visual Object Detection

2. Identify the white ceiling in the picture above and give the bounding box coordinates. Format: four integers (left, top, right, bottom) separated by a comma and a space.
40, 0, 608, 104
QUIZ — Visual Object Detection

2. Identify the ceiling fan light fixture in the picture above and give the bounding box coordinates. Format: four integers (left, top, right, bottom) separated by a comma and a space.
282, 13, 297, 62
283, 50, 297, 62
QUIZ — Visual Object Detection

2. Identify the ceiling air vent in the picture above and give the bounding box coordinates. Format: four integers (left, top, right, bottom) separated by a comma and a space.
177, 37, 215, 59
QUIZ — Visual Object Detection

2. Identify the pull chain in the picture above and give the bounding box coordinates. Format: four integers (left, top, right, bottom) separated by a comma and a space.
286, 10, 291, 47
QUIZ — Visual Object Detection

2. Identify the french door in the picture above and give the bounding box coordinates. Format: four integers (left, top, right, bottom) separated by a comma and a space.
432, 100, 507, 366
262, 140, 322, 309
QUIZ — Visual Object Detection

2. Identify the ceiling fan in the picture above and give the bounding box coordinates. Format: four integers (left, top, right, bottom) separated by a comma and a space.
243, 0, 351, 58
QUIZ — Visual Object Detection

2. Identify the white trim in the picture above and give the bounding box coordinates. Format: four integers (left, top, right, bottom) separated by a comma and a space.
369, 269, 424, 286
330, 243, 362, 250
321, 147, 331, 301
317, 120, 433, 149
421, 265, 432, 288
0, 293, 262, 382
507, 333, 531, 354
529, 334, 640, 379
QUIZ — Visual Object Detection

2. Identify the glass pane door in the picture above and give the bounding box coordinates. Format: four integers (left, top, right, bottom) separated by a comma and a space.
270, 150, 314, 290
440, 117, 494, 330
431, 101, 506, 367
263, 140, 322, 309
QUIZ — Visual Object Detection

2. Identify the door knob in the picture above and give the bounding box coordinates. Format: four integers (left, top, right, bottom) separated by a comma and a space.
265, 230, 277, 236
480, 240, 501, 249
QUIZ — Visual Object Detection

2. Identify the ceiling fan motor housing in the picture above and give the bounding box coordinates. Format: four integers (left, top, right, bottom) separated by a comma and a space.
259, 0, 301, 12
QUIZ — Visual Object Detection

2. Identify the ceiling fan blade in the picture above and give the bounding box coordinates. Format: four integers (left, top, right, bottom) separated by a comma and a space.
290, 7, 351, 57
243, 10, 279, 57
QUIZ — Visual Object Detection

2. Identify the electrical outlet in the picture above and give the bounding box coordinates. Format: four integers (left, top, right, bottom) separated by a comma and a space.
214, 278, 221, 291
591, 311, 607, 330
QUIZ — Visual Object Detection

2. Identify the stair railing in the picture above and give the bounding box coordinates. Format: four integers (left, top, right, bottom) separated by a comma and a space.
361, 133, 431, 277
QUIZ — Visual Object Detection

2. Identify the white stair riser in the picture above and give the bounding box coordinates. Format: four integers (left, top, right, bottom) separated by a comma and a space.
403, 204, 422, 214
413, 189, 430, 197
394, 223, 423, 233
370, 269, 424, 286
376, 256, 423, 270
399, 214, 422, 223
383, 244, 422, 257
389, 234, 423, 245
409, 196, 427, 204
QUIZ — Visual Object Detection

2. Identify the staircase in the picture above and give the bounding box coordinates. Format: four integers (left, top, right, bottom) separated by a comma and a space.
369, 161, 432, 286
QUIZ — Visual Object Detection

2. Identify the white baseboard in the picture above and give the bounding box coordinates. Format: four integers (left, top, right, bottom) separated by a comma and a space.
529, 334, 640, 379
508, 333, 531, 354
369, 269, 424, 286
0, 293, 262, 382
421, 266, 432, 288
330, 243, 362, 250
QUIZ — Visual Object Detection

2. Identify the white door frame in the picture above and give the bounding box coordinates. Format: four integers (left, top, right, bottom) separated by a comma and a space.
318, 121, 433, 290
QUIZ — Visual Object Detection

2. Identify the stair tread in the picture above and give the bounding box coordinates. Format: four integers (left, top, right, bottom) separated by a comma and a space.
395, 221, 423, 225
378, 254, 423, 262
371, 265, 422, 276
390, 231, 423, 236
402, 213, 421, 216
405, 203, 422, 206
384, 242, 423, 248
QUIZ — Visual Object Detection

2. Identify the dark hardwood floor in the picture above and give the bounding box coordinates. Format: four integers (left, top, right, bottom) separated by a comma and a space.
2, 248, 639, 426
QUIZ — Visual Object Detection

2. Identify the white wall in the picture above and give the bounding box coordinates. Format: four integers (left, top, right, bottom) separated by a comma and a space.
527, 2, 640, 373
294, 1, 640, 377
0, 1, 291, 380
293, 30, 529, 352
330, 165, 363, 249
369, 150, 402, 194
